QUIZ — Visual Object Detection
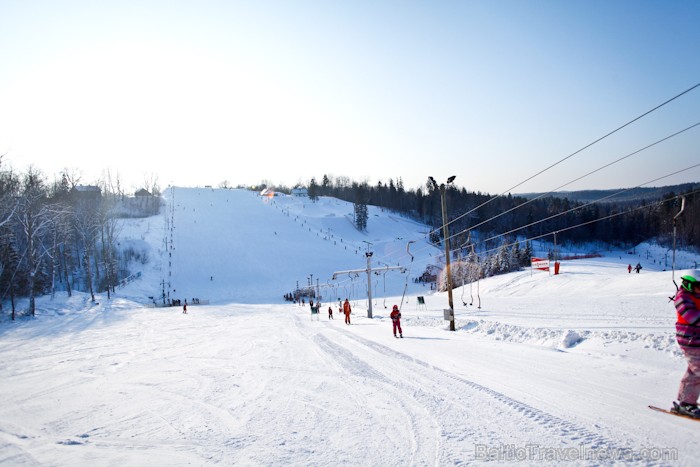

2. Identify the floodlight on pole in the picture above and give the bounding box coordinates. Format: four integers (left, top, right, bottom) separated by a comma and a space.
437, 176, 456, 331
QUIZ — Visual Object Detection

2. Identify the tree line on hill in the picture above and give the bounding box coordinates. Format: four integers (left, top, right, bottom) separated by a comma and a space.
2, 159, 696, 315
0, 161, 161, 319
265, 175, 699, 252
258, 175, 700, 290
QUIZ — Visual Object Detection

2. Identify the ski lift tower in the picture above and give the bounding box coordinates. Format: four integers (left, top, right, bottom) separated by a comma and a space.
333, 247, 405, 319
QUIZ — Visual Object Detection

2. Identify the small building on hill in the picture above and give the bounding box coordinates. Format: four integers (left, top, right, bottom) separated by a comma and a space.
70, 185, 101, 200
291, 187, 308, 197
70, 185, 102, 211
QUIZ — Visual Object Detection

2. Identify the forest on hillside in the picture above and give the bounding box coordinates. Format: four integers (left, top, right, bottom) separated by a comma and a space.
0, 162, 161, 318
2, 155, 698, 317
262, 175, 700, 256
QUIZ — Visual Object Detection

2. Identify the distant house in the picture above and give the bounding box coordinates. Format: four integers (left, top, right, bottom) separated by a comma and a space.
69, 185, 101, 210
260, 188, 276, 197
129, 187, 161, 217
70, 185, 101, 200
291, 188, 308, 197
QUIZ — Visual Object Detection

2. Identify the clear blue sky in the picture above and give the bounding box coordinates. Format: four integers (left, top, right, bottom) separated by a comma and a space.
1, 0, 699, 194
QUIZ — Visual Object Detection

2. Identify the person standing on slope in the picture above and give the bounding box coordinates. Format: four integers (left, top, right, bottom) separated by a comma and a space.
310, 301, 320, 321
328, 306, 334, 320
672, 271, 700, 418
390, 304, 403, 338
343, 298, 352, 325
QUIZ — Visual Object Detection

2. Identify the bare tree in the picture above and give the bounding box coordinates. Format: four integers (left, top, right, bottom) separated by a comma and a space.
142, 173, 162, 215
142, 173, 160, 195
73, 205, 99, 303
16, 167, 55, 316
70, 183, 103, 303
0, 156, 20, 318
96, 195, 122, 299
101, 168, 125, 200
48, 203, 72, 299
60, 167, 83, 190
56, 207, 75, 298
0, 156, 20, 229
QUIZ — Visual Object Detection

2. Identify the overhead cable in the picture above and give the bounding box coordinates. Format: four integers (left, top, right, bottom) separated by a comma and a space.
436, 81, 700, 235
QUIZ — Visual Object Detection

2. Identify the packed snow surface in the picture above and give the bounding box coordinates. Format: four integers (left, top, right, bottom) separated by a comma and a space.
1, 187, 699, 466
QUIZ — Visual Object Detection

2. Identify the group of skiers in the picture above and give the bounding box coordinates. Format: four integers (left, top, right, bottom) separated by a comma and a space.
309, 298, 403, 337
326, 299, 352, 325
330, 298, 353, 325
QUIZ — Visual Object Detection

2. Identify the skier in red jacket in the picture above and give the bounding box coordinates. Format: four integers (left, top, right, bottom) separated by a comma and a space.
343, 299, 352, 325
390, 304, 403, 338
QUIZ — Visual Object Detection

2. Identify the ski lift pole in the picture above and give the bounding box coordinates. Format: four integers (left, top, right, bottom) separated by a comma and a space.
469, 243, 480, 308
399, 241, 415, 310
366, 251, 373, 317
672, 196, 686, 285
333, 261, 405, 319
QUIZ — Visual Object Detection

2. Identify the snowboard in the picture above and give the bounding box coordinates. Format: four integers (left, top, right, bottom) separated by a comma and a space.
648, 405, 700, 422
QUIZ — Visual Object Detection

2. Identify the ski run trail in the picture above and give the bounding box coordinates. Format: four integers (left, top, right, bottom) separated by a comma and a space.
1, 186, 699, 466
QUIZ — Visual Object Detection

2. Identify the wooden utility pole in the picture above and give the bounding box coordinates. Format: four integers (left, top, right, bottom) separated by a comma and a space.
439, 182, 456, 331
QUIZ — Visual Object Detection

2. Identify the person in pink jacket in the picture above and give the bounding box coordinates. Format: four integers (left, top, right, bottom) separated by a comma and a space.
672, 271, 700, 418
390, 304, 403, 338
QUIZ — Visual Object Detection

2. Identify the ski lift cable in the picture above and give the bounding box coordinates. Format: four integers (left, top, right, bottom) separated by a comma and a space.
445, 121, 700, 245
424, 81, 700, 240
411, 120, 700, 260
399, 162, 700, 268
389, 186, 700, 280
460, 164, 700, 257
467, 188, 700, 260
467, 193, 697, 263
402, 130, 700, 270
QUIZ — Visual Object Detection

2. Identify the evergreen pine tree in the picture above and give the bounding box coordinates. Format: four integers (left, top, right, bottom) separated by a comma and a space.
354, 202, 368, 231
523, 241, 533, 266
308, 178, 319, 202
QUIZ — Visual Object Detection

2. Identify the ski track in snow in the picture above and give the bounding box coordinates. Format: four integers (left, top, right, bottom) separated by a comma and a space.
3, 305, 635, 466
300, 315, 643, 466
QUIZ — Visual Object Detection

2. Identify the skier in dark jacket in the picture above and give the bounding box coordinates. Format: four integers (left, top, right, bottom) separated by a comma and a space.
390, 304, 403, 338
672, 271, 700, 418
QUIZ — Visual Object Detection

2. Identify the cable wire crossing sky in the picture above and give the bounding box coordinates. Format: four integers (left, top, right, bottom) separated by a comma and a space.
1, 0, 699, 193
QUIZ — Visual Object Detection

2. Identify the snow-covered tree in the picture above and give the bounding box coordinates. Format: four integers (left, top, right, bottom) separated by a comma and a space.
16, 167, 56, 316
